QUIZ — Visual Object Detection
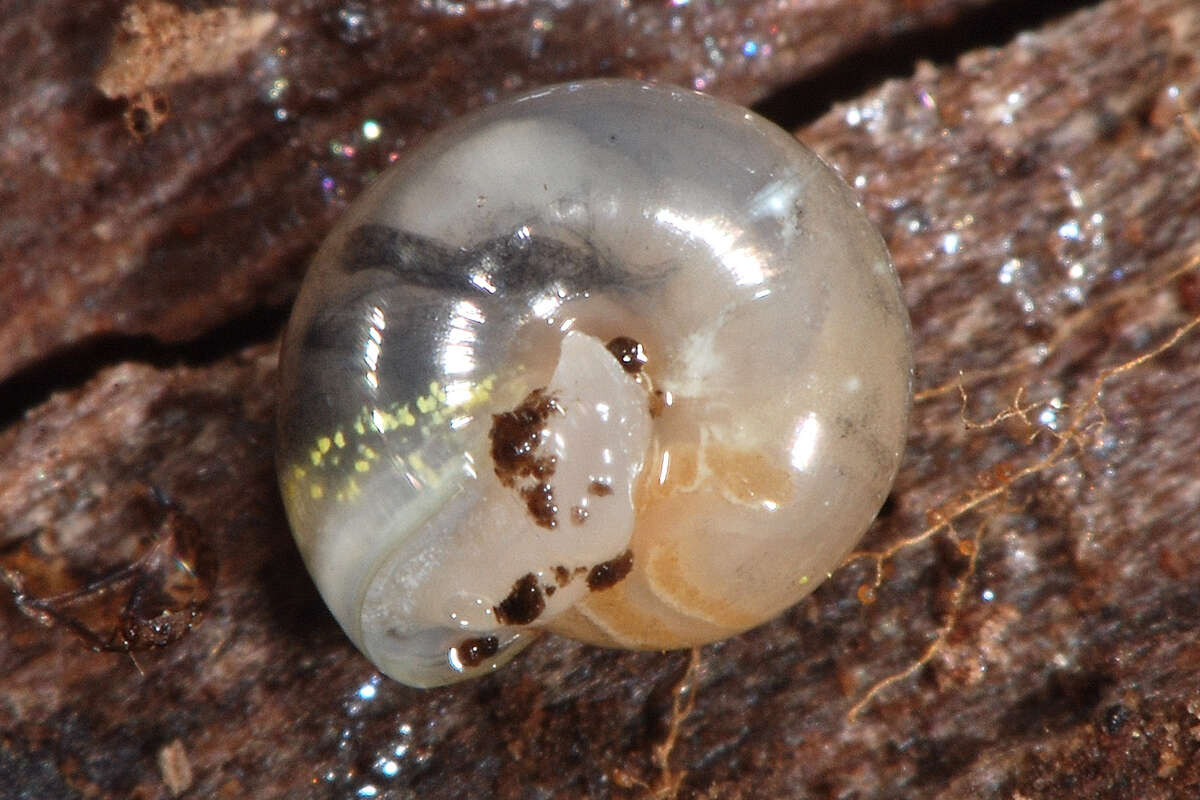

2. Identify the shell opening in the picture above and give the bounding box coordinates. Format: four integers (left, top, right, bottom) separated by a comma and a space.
357, 330, 653, 686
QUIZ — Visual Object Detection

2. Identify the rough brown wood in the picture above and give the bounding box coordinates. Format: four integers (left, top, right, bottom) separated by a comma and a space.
4, 0, 1200, 798
0, 0, 994, 386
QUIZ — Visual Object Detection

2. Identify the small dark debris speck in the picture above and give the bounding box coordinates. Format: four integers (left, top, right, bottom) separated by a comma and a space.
586, 549, 634, 591
571, 505, 589, 525
1102, 703, 1131, 735
588, 480, 613, 497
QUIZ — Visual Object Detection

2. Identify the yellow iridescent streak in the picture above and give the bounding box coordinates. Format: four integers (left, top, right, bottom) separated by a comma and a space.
282, 375, 499, 510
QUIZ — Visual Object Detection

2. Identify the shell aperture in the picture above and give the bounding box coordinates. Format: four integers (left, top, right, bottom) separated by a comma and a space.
276, 80, 912, 687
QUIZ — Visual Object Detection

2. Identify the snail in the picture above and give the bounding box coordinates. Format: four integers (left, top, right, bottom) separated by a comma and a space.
276, 80, 911, 687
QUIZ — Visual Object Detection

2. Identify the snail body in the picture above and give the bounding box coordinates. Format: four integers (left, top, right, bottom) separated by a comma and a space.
277, 80, 911, 687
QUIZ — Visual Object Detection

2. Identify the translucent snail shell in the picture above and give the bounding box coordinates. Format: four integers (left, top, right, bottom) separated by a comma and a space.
276, 80, 911, 687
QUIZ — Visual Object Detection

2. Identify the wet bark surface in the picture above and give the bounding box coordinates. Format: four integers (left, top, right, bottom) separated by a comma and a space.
3, 0, 1200, 797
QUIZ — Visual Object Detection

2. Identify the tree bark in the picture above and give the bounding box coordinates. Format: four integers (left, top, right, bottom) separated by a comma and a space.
3, 1, 1199, 797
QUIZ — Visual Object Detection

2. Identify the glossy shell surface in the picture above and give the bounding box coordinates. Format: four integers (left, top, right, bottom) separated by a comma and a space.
277, 80, 911, 687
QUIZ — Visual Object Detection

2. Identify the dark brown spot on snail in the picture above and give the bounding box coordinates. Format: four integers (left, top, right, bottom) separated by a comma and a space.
491, 389, 564, 527
520, 481, 558, 529
490, 389, 561, 483
605, 336, 647, 374
493, 572, 545, 625
586, 549, 634, 591
456, 636, 500, 667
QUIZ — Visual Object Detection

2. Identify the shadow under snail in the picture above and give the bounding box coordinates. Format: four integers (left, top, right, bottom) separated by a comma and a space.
276, 79, 912, 687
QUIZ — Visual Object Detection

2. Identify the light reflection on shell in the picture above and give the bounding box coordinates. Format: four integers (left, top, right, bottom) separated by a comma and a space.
276, 79, 911, 687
